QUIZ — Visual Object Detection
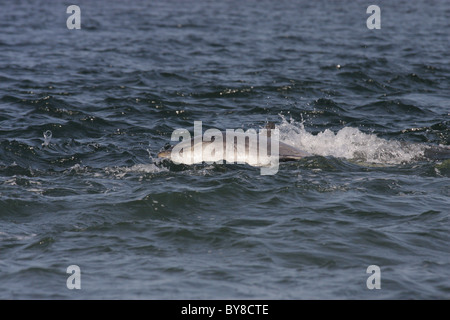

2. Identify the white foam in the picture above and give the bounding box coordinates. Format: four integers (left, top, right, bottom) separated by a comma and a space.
104, 163, 168, 178
0, 231, 37, 241
277, 115, 426, 165
127, 164, 169, 173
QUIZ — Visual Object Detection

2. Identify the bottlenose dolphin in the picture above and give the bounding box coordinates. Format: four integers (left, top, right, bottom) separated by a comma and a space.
157, 125, 310, 166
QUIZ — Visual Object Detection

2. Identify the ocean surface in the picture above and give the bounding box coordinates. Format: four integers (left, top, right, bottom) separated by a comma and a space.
0, 0, 449, 299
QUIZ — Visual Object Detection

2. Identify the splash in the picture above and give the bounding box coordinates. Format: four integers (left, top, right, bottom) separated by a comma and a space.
42, 130, 52, 147
277, 115, 427, 165
102, 146, 169, 177
103, 163, 169, 178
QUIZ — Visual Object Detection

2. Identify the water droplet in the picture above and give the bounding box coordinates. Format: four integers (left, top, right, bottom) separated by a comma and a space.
43, 130, 52, 146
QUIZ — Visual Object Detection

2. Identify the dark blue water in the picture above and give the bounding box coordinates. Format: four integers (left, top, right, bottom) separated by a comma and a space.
0, 0, 449, 299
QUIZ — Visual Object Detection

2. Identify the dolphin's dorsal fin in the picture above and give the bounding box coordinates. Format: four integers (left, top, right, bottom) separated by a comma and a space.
264, 122, 276, 137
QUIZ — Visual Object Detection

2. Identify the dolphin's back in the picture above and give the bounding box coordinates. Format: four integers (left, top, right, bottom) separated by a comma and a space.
278, 141, 310, 160
158, 130, 310, 164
